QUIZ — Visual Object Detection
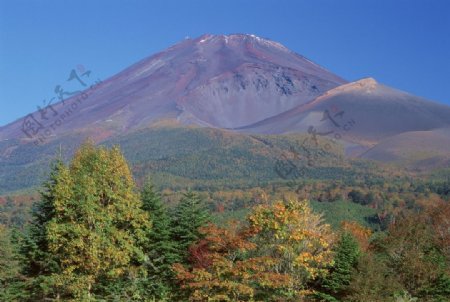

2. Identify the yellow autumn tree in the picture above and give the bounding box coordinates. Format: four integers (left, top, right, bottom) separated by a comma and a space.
44, 141, 151, 300
174, 199, 336, 301
247, 199, 335, 297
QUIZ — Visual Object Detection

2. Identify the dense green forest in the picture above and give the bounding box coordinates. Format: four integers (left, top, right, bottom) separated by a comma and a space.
1, 142, 450, 301
0, 126, 407, 194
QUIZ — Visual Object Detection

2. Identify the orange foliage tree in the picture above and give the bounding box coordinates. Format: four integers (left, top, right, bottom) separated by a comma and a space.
173, 223, 291, 301
341, 221, 372, 252
174, 199, 336, 301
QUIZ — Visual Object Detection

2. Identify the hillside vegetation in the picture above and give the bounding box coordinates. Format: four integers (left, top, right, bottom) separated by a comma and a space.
0, 126, 395, 194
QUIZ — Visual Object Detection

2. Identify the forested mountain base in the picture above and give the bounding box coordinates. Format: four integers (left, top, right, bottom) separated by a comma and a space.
0, 126, 405, 194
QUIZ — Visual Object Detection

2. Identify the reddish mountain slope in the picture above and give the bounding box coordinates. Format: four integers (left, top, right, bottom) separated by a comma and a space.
0, 34, 346, 142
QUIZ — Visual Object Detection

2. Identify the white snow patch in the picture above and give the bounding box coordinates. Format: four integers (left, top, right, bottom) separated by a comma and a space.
130, 59, 165, 79
247, 34, 290, 52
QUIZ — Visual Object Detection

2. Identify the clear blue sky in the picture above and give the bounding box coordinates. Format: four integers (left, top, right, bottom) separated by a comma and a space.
1, 0, 449, 126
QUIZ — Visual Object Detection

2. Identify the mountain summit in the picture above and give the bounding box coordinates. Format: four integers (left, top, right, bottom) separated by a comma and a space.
0, 34, 346, 141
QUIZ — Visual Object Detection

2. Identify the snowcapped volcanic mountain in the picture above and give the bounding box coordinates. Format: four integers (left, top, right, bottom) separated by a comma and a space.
0, 34, 346, 141
1, 33, 450, 174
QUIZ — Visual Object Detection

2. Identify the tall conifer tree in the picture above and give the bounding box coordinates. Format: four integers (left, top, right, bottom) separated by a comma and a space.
141, 179, 179, 298
171, 190, 210, 262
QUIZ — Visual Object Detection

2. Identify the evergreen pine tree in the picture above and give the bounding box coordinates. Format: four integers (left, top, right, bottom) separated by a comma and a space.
171, 190, 210, 263
316, 232, 361, 301
18, 160, 66, 300
0, 225, 25, 301
140, 179, 179, 299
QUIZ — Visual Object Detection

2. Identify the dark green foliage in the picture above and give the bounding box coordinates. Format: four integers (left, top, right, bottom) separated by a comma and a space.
171, 190, 211, 262
310, 200, 377, 229
1, 127, 392, 195
0, 225, 27, 301
0, 197, 31, 229
427, 273, 450, 301
421, 180, 450, 199
316, 233, 360, 301
17, 161, 64, 300
0, 136, 85, 194
347, 190, 367, 205
140, 179, 180, 299
346, 253, 402, 302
